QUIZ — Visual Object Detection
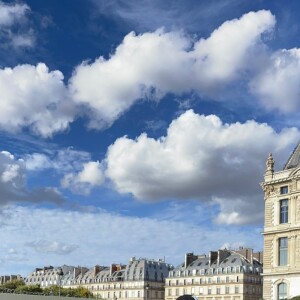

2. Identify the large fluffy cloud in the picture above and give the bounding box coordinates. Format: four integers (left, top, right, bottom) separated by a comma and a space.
69, 10, 275, 129
106, 110, 300, 224
0, 63, 75, 137
0, 150, 64, 206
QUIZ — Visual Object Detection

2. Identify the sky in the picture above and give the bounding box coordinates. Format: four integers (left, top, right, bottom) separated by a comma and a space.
0, 0, 300, 276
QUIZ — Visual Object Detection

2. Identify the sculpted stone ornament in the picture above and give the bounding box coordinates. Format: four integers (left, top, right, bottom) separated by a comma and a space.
262, 184, 275, 197
266, 153, 275, 176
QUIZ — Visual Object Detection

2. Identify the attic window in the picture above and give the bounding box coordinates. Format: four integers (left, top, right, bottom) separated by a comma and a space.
231, 258, 237, 263
197, 262, 202, 266
280, 186, 288, 194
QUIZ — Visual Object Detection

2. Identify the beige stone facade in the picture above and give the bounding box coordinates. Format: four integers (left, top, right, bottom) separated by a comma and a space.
24, 258, 172, 299
165, 249, 262, 300
262, 147, 300, 299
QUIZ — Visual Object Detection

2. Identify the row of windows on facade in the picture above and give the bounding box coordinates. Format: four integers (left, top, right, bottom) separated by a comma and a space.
77, 282, 148, 290
93, 290, 160, 298
167, 285, 262, 296
169, 266, 259, 277
166, 276, 261, 286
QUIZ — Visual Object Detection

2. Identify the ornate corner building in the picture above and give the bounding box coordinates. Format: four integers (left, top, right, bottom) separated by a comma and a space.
262, 143, 300, 299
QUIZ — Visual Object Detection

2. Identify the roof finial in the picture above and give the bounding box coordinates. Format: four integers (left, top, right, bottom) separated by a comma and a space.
266, 153, 274, 176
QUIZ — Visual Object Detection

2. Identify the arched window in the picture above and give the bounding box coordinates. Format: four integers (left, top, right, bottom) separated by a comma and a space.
278, 282, 287, 300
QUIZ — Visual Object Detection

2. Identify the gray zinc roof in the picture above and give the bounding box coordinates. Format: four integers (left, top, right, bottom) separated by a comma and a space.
284, 141, 300, 170
171, 251, 262, 276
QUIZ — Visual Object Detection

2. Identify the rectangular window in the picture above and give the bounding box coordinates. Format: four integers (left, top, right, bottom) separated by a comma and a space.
280, 186, 288, 194
280, 199, 288, 223
225, 286, 229, 294
235, 286, 239, 294
217, 288, 220, 294
208, 288, 211, 295
279, 237, 288, 266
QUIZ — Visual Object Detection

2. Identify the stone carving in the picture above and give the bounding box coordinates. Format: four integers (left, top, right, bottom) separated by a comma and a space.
263, 185, 275, 197
266, 153, 275, 175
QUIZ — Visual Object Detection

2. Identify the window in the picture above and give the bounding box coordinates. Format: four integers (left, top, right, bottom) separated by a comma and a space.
226, 276, 229, 283
175, 289, 179, 296
278, 283, 287, 300
217, 277, 220, 283
280, 186, 288, 194
280, 199, 288, 223
208, 288, 211, 295
225, 286, 230, 294
279, 237, 288, 266
235, 286, 239, 293
217, 288, 220, 294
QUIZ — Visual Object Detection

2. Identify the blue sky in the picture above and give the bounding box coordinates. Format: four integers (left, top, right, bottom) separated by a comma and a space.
0, 0, 300, 276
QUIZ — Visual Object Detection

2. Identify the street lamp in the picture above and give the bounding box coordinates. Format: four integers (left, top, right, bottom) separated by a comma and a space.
145, 283, 149, 300
57, 269, 64, 297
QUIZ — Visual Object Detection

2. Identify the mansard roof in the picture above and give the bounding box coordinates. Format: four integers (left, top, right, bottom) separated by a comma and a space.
284, 141, 300, 170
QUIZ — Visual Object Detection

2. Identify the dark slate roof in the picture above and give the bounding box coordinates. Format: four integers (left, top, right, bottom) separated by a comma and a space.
170, 251, 262, 276
284, 141, 300, 170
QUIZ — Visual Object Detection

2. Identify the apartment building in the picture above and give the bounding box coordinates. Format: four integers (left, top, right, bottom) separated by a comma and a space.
165, 248, 263, 300
25, 257, 173, 299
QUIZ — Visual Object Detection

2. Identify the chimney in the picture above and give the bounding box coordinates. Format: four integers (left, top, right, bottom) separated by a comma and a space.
93, 265, 101, 277
209, 251, 218, 266
185, 253, 198, 268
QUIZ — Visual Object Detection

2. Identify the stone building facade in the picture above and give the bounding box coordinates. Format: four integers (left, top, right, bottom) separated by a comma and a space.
25, 257, 173, 299
165, 248, 263, 300
262, 144, 300, 299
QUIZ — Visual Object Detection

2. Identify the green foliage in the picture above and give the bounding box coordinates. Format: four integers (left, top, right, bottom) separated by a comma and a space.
0, 280, 95, 298
15, 284, 43, 294
291, 297, 300, 300
0, 279, 25, 291
44, 285, 95, 298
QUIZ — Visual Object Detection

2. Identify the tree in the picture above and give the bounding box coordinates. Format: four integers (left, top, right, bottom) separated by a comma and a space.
15, 284, 43, 295
0, 279, 25, 292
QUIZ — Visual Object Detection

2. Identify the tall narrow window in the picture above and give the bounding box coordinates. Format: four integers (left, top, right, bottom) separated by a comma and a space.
279, 237, 288, 266
280, 200, 288, 223
278, 282, 287, 300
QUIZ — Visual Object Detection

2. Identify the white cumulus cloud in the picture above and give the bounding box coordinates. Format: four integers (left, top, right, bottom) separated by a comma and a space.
251, 48, 300, 112
69, 10, 275, 129
0, 63, 75, 137
105, 110, 300, 224
61, 161, 105, 195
